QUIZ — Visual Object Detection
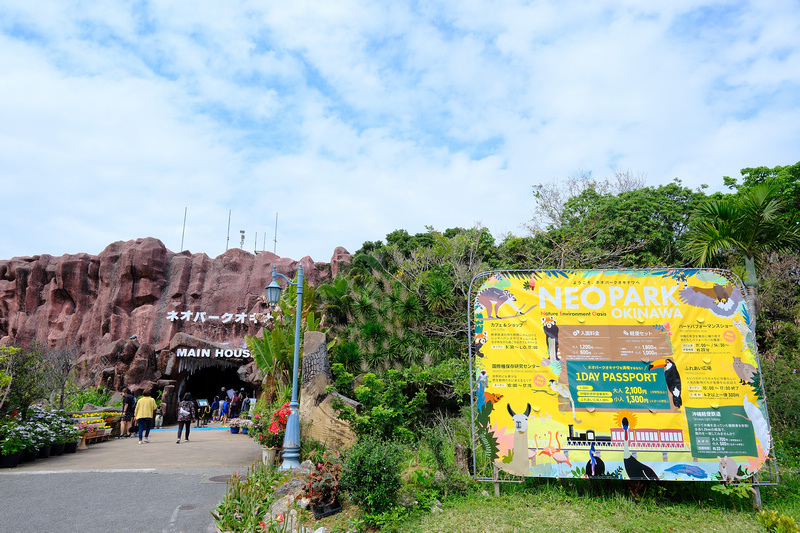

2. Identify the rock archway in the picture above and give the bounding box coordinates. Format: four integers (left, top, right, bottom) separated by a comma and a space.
158, 332, 262, 423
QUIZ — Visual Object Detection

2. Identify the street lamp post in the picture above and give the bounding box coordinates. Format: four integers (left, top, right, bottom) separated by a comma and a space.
265, 264, 303, 470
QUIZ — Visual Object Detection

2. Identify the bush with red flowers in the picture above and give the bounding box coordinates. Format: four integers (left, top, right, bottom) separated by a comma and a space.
250, 402, 290, 448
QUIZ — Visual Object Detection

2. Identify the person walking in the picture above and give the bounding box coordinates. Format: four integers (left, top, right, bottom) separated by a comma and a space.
176, 393, 195, 443
118, 388, 135, 438
220, 396, 229, 426
134, 389, 157, 444
230, 390, 242, 419
211, 396, 220, 421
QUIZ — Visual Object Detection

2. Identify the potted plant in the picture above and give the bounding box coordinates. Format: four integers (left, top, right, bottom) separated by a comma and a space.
0, 419, 28, 468
239, 419, 253, 434
61, 422, 82, 453
49, 410, 75, 455
306, 449, 343, 519
249, 403, 290, 465
227, 418, 242, 434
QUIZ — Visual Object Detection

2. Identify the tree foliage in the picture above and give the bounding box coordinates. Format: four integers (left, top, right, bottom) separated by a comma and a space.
245, 271, 323, 402
528, 179, 704, 268
684, 180, 800, 284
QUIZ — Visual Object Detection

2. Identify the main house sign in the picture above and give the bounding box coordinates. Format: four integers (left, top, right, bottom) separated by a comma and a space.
176, 347, 251, 358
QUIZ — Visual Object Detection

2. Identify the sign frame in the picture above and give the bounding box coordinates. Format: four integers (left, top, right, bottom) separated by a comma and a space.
468, 268, 775, 483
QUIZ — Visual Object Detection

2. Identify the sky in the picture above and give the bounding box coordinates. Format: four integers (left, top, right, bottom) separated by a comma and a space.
1, 1, 799, 264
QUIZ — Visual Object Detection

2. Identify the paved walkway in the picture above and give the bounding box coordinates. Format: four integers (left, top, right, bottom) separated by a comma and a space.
5, 421, 263, 473
0, 422, 265, 533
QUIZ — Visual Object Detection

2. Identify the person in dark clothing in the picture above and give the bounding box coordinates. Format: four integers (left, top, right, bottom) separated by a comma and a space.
118, 389, 135, 438
211, 396, 220, 421
229, 391, 242, 419
176, 393, 196, 443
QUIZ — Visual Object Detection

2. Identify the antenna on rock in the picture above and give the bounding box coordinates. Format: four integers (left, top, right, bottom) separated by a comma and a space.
273, 213, 278, 254
226, 209, 231, 251
180, 207, 187, 251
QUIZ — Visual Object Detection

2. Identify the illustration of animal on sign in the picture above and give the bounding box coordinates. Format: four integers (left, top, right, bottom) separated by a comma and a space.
483, 391, 504, 406
678, 282, 744, 317
664, 463, 708, 479
550, 431, 572, 476
742, 394, 772, 456
585, 441, 606, 477
648, 358, 683, 408
621, 416, 658, 480
542, 316, 560, 357
732, 318, 754, 352
504, 403, 532, 476
718, 456, 742, 482
477, 287, 527, 319
732, 356, 758, 385
473, 331, 487, 357
549, 379, 581, 423
538, 430, 557, 459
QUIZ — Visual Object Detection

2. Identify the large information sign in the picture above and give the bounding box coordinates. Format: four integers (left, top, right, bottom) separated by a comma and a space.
470, 269, 772, 481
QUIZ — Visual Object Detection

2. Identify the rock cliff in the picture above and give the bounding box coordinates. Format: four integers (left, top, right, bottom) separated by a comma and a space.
0, 237, 351, 397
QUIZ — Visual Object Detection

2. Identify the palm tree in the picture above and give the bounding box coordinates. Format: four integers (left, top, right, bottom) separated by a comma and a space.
684, 181, 800, 318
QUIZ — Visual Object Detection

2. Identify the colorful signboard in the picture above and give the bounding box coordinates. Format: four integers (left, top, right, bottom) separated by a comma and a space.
470, 269, 772, 481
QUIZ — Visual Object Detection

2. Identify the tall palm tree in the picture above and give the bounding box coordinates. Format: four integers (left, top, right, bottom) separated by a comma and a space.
684, 181, 800, 318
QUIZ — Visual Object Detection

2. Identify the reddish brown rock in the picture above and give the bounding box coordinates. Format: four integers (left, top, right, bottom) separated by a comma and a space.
0, 237, 351, 403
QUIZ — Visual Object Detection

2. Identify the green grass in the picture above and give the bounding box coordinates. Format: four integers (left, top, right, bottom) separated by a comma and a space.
392, 491, 761, 533
302, 474, 800, 533
380, 474, 800, 533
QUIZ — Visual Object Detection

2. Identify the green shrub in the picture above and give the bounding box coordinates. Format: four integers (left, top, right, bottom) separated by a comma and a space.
65, 387, 112, 411
330, 367, 424, 441
759, 323, 800, 468
342, 437, 405, 514
758, 510, 800, 533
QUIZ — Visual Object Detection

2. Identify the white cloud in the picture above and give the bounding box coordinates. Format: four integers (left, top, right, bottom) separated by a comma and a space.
1, 0, 798, 262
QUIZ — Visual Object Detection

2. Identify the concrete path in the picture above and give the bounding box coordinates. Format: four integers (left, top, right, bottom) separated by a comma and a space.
0, 423, 264, 533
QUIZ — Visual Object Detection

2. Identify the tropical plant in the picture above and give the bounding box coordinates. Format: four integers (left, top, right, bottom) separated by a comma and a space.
684, 180, 800, 317
321, 226, 491, 373
247, 271, 325, 401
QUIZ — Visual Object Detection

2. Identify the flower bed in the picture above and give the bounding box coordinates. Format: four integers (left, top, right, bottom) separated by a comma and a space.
1, 406, 83, 463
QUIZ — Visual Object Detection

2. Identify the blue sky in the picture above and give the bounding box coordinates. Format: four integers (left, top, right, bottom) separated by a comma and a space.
1, 1, 798, 263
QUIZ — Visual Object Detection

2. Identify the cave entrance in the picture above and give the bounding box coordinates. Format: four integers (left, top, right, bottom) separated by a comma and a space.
179, 367, 253, 405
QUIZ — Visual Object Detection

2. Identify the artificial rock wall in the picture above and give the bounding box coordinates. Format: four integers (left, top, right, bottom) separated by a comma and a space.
0, 237, 351, 395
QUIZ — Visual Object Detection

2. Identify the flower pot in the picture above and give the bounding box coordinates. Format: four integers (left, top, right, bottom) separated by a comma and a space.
241, 428, 248, 435
63, 441, 78, 454
51, 442, 66, 456
37, 445, 52, 459
262, 446, 277, 466
20, 448, 37, 463
311, 499, 342, 520
1, 452, 21, 468
230, 427, 240, 434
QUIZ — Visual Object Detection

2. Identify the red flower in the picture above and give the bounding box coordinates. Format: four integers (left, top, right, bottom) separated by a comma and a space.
277, 513, 284, 523
259, 521, 267, 531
